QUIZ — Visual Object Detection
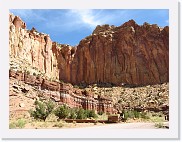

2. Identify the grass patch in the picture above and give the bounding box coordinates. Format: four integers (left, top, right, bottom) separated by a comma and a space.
9, 119, 26, 129
155, 122, 164, 128
53, 122, 64, 128
96, 113, 108, 120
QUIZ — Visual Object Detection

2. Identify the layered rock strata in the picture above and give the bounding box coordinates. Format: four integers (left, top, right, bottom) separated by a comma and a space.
9, 69, 115, 114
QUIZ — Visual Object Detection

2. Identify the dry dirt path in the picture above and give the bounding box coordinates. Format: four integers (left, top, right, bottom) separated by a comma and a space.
67, 122, 169, 129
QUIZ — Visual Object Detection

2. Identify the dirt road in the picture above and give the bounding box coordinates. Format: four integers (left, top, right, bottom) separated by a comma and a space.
70, 122, 169, 129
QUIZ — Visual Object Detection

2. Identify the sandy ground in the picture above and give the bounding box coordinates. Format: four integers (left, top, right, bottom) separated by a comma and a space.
16, 121, 169, 129
63, 122, 169, 129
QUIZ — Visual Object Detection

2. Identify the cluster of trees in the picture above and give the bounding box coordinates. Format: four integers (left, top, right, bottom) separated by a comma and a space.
29, 100, 97, 121
122, 110, 150, 121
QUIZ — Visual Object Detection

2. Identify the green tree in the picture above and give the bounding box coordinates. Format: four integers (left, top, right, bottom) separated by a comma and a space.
86, 110, 97, 118
76, 108, 87, 119
29, 100, 55, 121
54, 105, 70, 120
69, 108, 77, 119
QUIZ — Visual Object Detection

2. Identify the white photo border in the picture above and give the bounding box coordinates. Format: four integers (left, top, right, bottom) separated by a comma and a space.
0, 0, 179, 139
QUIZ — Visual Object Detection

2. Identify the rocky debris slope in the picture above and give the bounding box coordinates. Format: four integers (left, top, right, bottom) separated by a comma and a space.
9, 69, 168, 119
88, 83, 169, 112
9, 14, 169, 86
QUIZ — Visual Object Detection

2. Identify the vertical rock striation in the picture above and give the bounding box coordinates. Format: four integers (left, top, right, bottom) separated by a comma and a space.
69, 20, 169, 86
9, 14, 169, 86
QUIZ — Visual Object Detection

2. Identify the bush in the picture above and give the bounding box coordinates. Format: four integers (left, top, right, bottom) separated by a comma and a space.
140, 112, 150, 119
133, 110, 140, 118
53, 122, 64, 128
69, 108, 77, 119
98, 111, 104, 115
16, 119, 26, 128
76, 108, 87, 119
9, 122, 16, 129
86, 110, 97, 118
155, 122, 164, 128
9, 119, 26, 129
123, 110, 146, 120
54, 105, 70, 120
29, 100, 55, 121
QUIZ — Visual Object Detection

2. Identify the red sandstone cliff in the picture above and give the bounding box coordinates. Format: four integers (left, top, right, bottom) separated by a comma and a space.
9, 14, 169, 86
70, 21, 169, 85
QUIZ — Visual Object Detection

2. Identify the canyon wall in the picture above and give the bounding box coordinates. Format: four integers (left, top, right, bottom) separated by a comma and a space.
70, 21, 169, 85
9, 14, 169, 86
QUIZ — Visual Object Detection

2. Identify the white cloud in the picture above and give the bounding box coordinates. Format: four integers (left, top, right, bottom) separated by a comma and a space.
69, 9, 105, 29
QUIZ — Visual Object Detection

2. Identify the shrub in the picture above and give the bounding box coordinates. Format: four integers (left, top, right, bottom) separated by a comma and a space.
155, 122, 164, 128
123, 110, 129, 121
98, 111, 104, 115
123, 110, 144, 120
133, 110, 140, 118
140, 112, 150, 119
9, 119, 26, 129
9, 122, 16, 129
29, 100, 55, 121
16, 119, 26, 128
54, 105, 70, 120
86, 110, 97, 118
69, 108, 77, 119
53, 122, 64, 128
76, 108, 87, 119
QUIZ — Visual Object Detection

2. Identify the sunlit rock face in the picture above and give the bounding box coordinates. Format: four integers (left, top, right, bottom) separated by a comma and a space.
69, 20, 169, 86
9, 14, 169, 86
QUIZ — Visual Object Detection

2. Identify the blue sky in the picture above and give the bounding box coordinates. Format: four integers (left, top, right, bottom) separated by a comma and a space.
10, 9, 169, 46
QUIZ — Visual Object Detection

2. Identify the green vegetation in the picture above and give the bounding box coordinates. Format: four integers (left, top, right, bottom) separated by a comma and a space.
121, 110, 166, 124
9, 119, 26, 129
123, 110, 150, 121
30, 100, 98, 121
54, 105, 70, 119
155, 122, 164, 128
53, 121, 64, 128
86, 110, 97, 118
69, 108, 77, 119
54, 106, 98, 120
98, 111, 104, 116
29, 100, 55, 121
76, 108, 87, 119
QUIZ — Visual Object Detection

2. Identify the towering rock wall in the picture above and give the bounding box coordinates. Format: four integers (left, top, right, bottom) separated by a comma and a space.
9, 14, 169, 86
70, 20, 169, 85
9, 14, 59, 79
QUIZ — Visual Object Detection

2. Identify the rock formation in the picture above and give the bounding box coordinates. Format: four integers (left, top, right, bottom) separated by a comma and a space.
70, 21, 169, 86
9, 13, 169, 86
9, 69, 115, 114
